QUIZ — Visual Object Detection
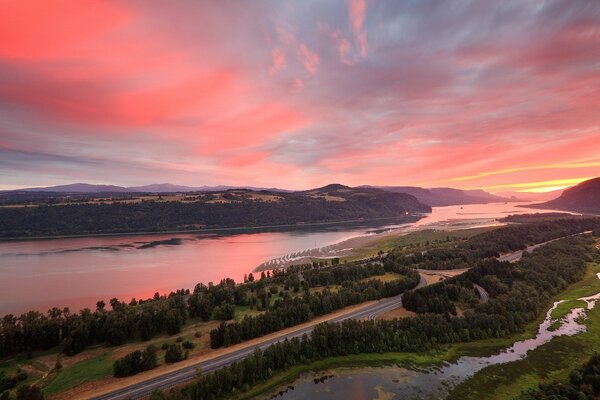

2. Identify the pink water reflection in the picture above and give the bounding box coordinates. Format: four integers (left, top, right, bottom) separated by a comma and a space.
0, 229, 366, 315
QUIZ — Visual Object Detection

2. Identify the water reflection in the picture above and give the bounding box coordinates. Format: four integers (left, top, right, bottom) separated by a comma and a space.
0, 202, 572, 315
0, 218, 414, 315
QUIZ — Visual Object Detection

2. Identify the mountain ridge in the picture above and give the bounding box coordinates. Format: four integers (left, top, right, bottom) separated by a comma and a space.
528, 177, 600, 213
361, 185, 514, 206
0, 185, 431, 238
15, 183, 291, 193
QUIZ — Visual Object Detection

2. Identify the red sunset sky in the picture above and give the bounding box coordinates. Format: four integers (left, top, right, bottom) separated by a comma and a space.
0, 0, 599, 193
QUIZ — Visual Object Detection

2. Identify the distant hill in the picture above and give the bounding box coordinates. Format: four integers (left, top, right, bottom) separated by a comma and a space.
22, 183, 132, 193
528, 177, 600, 213
362, 185, 512, 206
0, 185, 431, 238
16, 183, 289, 193
496, 190, 563, 202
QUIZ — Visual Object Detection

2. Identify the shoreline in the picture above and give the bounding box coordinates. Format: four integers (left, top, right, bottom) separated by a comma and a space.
0, 214, 425, 242
253, 218, 505, 272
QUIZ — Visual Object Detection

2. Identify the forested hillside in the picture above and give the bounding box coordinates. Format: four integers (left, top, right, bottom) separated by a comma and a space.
0, 185, 430, 238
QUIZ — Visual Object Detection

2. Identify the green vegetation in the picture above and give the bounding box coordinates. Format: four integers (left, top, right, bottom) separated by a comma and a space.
2, 217, 599, 399
164, 344, 187, 363
43, 353, 113, 396
550, 299, 587, 321
0, 185, 429, 238
447, 261, 600, 400
344, 227, 496, 261
113, 345, 158, 377
232, 306, 263, 323
518, 353, 600, 399
148, 234, 598, 400
0, 257, 403, 396
209, 263, 420, 348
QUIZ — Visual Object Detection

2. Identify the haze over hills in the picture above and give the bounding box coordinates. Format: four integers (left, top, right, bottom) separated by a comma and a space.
496, 189, 564, 202
12, 182, 519, 207
15, 183, 290, 193
529, 177, 600, 213
19, 183, 134, 193
362, 185, 514, 206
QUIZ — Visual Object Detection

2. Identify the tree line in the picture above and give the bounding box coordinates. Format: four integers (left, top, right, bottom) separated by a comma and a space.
0, 254, 401, 358
390, 217, 600, 270
209, 266, 419, 348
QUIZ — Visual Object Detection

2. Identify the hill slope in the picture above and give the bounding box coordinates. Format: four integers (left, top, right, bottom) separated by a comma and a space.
22, 183, 132, 193
529, 177, 600, 213
0, 185, 431, 238
16, 183, 288, 193
364, 186, 511, 206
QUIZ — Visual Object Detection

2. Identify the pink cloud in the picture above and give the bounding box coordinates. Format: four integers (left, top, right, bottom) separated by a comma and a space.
197, 103, 309, 155
1, 1, 599, 192
348, 0, 368, 57
297, 43, 320, 75
330, 30, 352, 64
268, 48, 286, 75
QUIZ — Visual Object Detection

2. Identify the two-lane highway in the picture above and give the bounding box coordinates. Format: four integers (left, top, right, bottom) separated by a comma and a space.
93, 275, 427, 400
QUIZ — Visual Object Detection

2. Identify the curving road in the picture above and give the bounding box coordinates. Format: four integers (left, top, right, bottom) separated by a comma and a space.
93, 232, 591, 400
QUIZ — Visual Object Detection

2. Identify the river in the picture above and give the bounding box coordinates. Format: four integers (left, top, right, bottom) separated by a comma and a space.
0, 202, 569, 315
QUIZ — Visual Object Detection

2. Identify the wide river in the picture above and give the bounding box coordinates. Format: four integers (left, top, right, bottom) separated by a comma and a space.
0, 202, 567, 315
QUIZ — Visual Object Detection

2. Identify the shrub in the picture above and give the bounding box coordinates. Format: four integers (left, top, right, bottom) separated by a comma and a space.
164, 344, 186, 363
182, 340, 195, 349
113, 345, 159, 377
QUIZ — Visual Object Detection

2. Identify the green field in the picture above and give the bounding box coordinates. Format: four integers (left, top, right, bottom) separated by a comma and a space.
43, 353, 113, 396
344, 226, 497, 261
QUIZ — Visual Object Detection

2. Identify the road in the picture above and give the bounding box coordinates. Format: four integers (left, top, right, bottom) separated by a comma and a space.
473, 284, 489, 303
497, 231, 593, 263
93, 231, 591, 400
93, 274, 427, 400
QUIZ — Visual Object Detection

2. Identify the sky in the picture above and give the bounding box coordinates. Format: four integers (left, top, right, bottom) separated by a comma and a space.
1, 0, 599, 193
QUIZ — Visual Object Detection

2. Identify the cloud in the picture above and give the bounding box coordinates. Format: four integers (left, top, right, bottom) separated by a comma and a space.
268, 48, 286, 75
348, 0, 368, 57
297, 43, 320, 75
1, 0, 599, 191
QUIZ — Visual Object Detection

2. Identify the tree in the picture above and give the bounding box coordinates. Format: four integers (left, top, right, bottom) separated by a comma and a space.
165, 344, 185, 363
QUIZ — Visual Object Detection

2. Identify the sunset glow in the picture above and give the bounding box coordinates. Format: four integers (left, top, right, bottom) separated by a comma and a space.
1, 0, 599, 192
480, 177, 594, 193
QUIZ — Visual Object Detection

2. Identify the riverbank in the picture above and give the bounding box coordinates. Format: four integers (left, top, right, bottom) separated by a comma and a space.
0, 215, 424, 242
254, 225, 498, 272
